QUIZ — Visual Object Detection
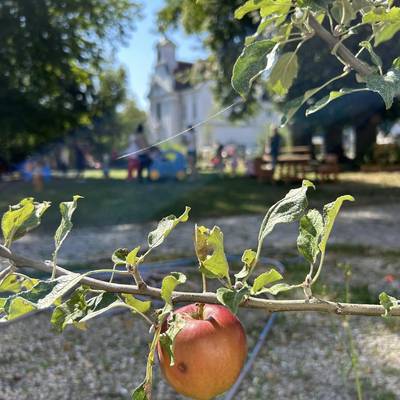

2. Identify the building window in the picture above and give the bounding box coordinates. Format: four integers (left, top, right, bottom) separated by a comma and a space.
156, 103, 162, 121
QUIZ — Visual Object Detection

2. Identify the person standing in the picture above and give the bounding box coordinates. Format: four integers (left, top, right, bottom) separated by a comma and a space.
74, 142, 86, 180
135, 124, 152, 182
126, 134, 140, 181
270, 127, 282, 171
185, 125, 197, 176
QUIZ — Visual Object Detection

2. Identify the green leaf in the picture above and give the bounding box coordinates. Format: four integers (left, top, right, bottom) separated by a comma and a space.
51, 287, 89, 332
2, 198, 50, 245
319, 195, 355, 254
0, 273, 38, 293
122, 294, 151, 313
234, 0, 269, 19
161, 272, 186, 305
260, 0, 291, 19
379, 292, 398, 317
366, 68, 400, 109
231, 40, 277, 97
54, 195, 82, 257
297, 209, 324, 264
258, 180, 314, 244
0, 297, 6, 311
148, 207, 190, 249
393, 57, 400, 69
126, 246, 141, 265
305, 88, 361, 116
195, 225, 230, 279
235, 249, 257, 280
268, 52, 299, 96
359, 41, 382, 70
363, 7, 400, 23
131, 381, 149, 400
111, 248, 130, 265
281, 72, 352, 125
331, 0, 356, 25
51, 289, 119, 331
79, 297, 126, 323
159, 313, 187, 366
251, 269, 283, 295
3, 274, 82, 320
363, 8, 400, 45
263, 282, 293, 295
216, 286, 250, 314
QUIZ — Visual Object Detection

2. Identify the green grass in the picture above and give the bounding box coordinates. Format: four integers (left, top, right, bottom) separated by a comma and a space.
1, 170, 399, 231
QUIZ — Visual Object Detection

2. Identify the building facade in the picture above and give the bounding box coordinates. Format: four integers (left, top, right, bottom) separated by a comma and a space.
147, 38, 279, 152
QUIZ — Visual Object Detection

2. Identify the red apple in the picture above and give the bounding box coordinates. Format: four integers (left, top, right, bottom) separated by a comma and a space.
157, 303, 247, 400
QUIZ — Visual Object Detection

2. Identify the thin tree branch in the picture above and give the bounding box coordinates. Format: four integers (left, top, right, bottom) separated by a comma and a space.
308, 14, 375, 77
0, 244, 399, 317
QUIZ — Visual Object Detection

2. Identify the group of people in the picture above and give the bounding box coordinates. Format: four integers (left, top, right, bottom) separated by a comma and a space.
125, 124, 163, 181
125, 124, 198, 181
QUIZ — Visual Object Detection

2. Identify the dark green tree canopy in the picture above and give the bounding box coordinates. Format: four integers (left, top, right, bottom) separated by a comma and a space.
158, 0, 400, 159
0, 0, 140, 164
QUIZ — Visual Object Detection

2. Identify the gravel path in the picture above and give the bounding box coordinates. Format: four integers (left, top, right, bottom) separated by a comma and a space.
1, 203, 400, 399
0, 310, 399, 400
6, 203, 400, 265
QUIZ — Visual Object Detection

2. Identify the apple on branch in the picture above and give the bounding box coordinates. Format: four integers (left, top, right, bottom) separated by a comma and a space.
157, 303, 247, 400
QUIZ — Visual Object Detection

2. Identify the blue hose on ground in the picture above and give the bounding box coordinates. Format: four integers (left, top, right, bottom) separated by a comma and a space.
224, 313, 277, 400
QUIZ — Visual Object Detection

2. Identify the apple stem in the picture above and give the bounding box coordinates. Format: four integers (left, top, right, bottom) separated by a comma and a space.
202, 273, 207, 293
197, 302, 205, 320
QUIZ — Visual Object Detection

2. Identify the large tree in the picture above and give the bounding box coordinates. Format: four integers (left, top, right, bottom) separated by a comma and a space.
0, 0, 140, 164
89, 67, 146, 155
158, 0, 400, 161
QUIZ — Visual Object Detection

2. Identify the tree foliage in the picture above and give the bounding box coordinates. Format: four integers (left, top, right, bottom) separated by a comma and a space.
158, 0, 400, 158
0, 0, 140, 163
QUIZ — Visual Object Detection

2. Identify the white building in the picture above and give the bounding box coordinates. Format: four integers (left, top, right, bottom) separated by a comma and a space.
147, 38, 279, 151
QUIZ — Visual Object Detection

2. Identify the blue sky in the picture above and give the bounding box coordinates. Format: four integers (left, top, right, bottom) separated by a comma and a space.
116, 0, 206, 110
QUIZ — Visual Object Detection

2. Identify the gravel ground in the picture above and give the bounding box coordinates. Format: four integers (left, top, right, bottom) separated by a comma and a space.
0, 309, 399, 400
5, 203, 400, 265
1, 203, 400, 399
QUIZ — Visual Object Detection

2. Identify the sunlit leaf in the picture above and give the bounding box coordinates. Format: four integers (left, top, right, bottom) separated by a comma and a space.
2, 198, 50, 244
126, 246, 141, 265
235, 249, 257, 280
161, 272, 186, 305
231, 40, 277, 97
305, 88, 362, 115
0, 273, 38, 293
122, 294, 151, 313
148, 207, 190, 249
195, 225, 230, 279
53, 196, 82, 261
319, 195, 355, 254
251, 269, 283, 295
379, 292, 398, 317
366, 68, 400, 109
258, 180, 314, 244
297, 209, 324, 264
3, 274, 82, 320
263, 282, 293, 295
268, 52, 298, 96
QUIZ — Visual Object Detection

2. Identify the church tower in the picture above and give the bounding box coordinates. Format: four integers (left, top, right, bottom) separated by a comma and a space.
156, 36, 177, 73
